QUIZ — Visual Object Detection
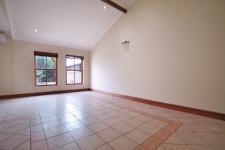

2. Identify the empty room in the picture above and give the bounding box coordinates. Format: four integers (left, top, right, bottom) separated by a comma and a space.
0, 0, 225, 149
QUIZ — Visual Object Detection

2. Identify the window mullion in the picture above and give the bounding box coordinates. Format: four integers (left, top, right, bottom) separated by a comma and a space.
74, 58, 75, 84
45, 57, 47, 85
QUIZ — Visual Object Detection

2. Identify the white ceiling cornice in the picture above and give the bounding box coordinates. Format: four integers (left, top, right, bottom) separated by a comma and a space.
0, 0, 11, 36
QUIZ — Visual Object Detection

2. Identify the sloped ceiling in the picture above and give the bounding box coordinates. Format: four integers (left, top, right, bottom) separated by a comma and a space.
0, 0, 134, 50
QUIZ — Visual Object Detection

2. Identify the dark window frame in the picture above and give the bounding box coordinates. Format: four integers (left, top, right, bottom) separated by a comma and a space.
66, 55, 84, 85
34, 51, 58, 86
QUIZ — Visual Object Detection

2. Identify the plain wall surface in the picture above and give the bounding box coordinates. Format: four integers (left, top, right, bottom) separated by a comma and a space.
0, 38, 90, 95
91, 0, 225, 113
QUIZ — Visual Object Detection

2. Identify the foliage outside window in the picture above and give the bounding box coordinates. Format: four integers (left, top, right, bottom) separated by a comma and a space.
66, 55, 83, 85
34, 51, 58, 86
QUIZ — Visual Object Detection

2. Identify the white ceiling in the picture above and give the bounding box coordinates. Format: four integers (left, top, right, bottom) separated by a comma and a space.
0, 0, 134, 50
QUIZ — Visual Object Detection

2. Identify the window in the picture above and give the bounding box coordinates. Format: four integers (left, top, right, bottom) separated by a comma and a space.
66, 55, 83, 85
34, 51, 58, 86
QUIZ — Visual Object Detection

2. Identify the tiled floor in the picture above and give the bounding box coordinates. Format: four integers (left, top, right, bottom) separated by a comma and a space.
0, 91, 224, 150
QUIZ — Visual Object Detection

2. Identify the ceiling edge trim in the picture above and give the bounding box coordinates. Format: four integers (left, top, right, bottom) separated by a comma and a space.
4, 0, 15, 38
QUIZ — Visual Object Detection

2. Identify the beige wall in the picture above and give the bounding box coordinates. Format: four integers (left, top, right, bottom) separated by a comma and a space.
0, 38, 90, 95
91, 0, 225, 113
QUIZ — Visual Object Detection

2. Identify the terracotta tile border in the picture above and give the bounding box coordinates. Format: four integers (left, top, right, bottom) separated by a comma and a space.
141, 123, 182, 149
89, 92, 183, 149
115, 104, 182, 149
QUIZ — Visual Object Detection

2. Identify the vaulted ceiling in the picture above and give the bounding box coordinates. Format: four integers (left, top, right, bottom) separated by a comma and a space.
0, 0, 134, 50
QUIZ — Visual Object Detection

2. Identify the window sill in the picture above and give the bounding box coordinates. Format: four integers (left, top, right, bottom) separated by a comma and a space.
35, 84, 58, 86
66, 83, 84, 85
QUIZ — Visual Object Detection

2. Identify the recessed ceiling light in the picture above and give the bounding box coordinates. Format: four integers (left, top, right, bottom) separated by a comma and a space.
34, 28, 38, 32
103, 6, 107, 10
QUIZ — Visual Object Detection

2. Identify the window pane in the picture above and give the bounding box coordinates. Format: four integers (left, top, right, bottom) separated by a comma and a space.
66, 58, 75, 70
75, 71, 82, 84
47, 57, 56, 69
36, 70, 46, 85
36, 56, 46, 69
67, 71, 75, 84
47, 70, 56, 85
75, 58, 82, 70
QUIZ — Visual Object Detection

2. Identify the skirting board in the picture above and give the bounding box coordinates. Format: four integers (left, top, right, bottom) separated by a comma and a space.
0, 88, 91, 99
92, 89, 225, 121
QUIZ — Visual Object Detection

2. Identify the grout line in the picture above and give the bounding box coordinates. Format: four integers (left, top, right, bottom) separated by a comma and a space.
39, 113, 50, 150
88, 92, 184, 149
30, 119, 32, 150
12, 137, 30, 150
5, 92, 216, 150
60, 114, 83, 150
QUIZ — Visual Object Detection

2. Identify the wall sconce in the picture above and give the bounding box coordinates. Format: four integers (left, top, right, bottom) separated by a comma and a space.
121, 41, 130, 51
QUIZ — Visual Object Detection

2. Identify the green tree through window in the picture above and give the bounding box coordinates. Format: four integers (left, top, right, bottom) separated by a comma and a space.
34, 52, 58, 86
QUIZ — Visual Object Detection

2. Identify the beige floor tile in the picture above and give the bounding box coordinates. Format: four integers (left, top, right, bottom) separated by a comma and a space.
125, 129, 150, 144
135, 115, 153, 122
106, 111, 121, 117
164, 133, 184, 144
138, 123, 160, 135
205, 124, 225, 133
64, 121, 84, 131
96, 114, 112, 120
31, 130, 46, 143
0, 133, 12, 142
187, 145, 213, 150
80, 117, 100, 125
177, 133, 207, 145
96, 128, 122, 142
109, 136, 139, 150
55, 142, 80, 150
197, 133, 225, 146
0, 135, 29, 149
112, 122, 134, 134
14, 140, 30, 150
88, 122, 109, 132
47, 133, 74, 149
59, 116, 79, 125
32, 140, 49, 150
103, 118, 121, 127
44, 125, 67, 138
69, 126, 93, 139
31, 119, 42, 126
209, 145, 225, 150
176, 125, 194, 133
42, 121, 62, 129
125, 112, 140, 118
113, 115, 131, 122
31, 124, 43, 133
176, 117, 197, 123
156, 145, 165, 150
124, 118, 145, 128
76, 134, 105, 150
162, 144, 190, 150
151, 120, 167, 128
188, 124, 213, 133
96, 144, 114, 150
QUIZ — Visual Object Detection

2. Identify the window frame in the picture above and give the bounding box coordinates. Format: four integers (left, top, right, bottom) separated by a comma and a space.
66, 55, 84, 85
34, 51, 58, 86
